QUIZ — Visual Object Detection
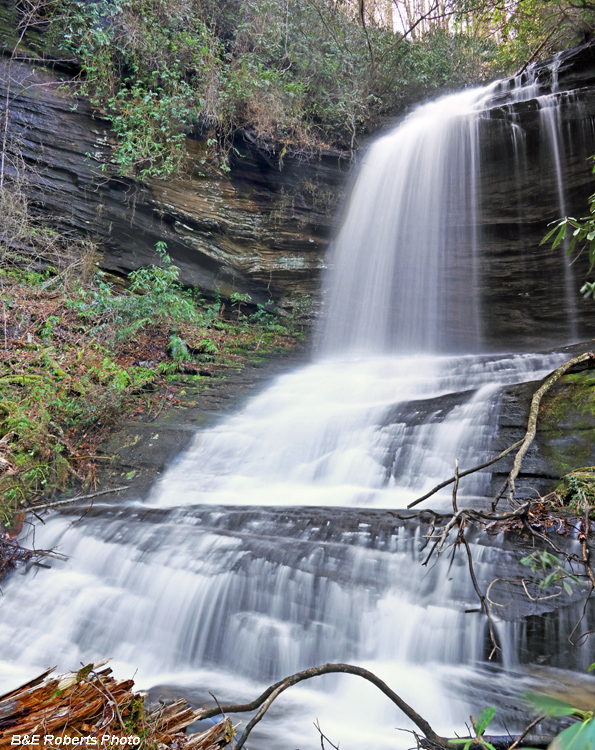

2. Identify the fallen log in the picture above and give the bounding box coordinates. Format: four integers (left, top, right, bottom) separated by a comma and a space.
0, 662, 234, 749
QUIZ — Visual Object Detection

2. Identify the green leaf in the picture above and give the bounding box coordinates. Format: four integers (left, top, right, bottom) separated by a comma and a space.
550, 718, 595, 750
542, 572, 556, 589
566, 235, 578, 257
525, 692, 578, 718
542, 221, 566, 245
563, 580, 573, 595
475, 707, 496, 737
589, 239, 595, 272
449, 740, 470, 745
551, 222, 568, 249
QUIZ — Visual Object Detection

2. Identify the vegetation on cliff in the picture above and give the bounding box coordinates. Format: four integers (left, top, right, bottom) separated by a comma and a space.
0, 158, 302, 524
2, 0, 592, 179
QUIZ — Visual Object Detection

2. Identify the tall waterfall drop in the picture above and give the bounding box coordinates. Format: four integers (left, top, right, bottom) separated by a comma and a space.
319, 86, 496, 355
0, 52, 594, 750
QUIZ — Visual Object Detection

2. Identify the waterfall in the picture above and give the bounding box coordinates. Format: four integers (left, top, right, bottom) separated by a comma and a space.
500, 52, 579, 339
1, 54, 594, 750
317, 86, 497, 356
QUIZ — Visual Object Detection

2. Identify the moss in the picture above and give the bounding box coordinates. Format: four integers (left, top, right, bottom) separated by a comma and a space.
539, 370, 595, 431
0, 1, 53, 58
537, 370, 595, 478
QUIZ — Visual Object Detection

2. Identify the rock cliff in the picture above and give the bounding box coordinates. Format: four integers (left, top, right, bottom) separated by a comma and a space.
478, 45, 595, 348
0, 54, 348, 310
4, 23, 595, 338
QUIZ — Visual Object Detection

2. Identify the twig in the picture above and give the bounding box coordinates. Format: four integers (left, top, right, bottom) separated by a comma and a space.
508, 715, 547, 750
491, 479, 510, 512
452, 458, 459, 514
408, 441, 523, 508
569, 588, 594, 646
14, 486, 129, 514
515, 27, 559, 77
486, 578, 515, 610
459, 530, 500, 658
580, 507, 595, 587
459, 530, 485, 613
314, 719, 340, 750
87, 668, 126, 733
435, 510, 464, 557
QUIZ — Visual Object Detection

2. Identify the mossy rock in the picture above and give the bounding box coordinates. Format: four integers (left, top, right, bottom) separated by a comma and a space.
0, 0, 63, 60
540, 370, 595, 431
555, 467, 595, 516
537, 371, 595, 478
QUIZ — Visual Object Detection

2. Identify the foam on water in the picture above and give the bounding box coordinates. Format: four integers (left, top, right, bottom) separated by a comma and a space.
0, 54, 592, 750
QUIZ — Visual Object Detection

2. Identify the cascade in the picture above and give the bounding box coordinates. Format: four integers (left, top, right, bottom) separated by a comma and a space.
1, 54, 595, 749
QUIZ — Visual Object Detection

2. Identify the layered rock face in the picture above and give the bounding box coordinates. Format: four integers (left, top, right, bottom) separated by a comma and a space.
3, 35, 595, 336
0, 57, 348, 309
477, 46, 595, 348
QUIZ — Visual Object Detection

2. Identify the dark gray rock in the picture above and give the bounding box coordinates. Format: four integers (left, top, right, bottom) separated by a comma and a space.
475, 47, 595, 348
0, 57, 348, 309
492, 344, 595, 495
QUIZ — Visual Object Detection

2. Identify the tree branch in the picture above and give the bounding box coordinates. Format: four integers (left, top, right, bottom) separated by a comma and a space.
507, 352, 595, 505
408, 441, 523, 509
197, 663, 446, 748
14, 486, 129, 514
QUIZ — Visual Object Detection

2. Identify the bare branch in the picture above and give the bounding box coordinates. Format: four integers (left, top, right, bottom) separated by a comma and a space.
197, 663, 446, 748
14, 486, 128, 514
408, 440, 523, 509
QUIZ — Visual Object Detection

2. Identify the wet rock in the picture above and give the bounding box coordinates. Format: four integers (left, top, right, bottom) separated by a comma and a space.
492, 343, 595, 496
96, 347, 308, 497
4, 23, 595, 343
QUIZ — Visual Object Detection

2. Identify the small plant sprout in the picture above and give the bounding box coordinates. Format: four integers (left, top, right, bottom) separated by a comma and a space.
230, 292, 252, 319
449, 707, 497, 750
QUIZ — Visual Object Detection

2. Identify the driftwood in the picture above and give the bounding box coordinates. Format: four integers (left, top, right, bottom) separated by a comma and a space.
196, 662, 552, 750
0, 662, 233, 749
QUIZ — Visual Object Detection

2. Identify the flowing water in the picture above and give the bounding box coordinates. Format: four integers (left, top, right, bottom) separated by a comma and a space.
1, 56, 595, 748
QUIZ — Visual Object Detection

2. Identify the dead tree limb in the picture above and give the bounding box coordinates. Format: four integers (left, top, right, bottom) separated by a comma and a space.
409, 353, 595, 511
14, 486, 129, 514
508, 715, 547, 750
515, 26, 559, 77
408, 440, 523, 508
452, 458, 459, 514
197, 663, 447, 749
